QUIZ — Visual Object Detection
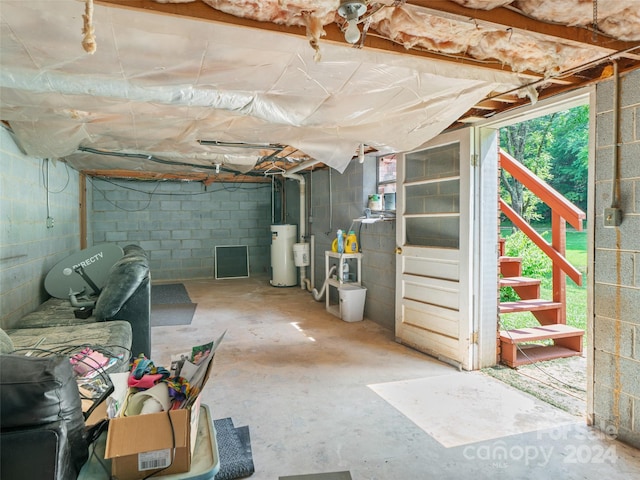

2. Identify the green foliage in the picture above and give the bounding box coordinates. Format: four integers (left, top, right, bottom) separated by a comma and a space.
500, 230, 552, 302
500, 104, 588, 223
547, 105, 589, 214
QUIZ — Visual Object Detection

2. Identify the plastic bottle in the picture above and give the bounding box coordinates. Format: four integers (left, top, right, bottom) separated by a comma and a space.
337, 229, 344, 254
346, 231, 358, 253
342, 261, 350, 282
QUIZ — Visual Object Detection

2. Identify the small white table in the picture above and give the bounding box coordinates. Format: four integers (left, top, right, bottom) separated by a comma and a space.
324, 251, 362, 319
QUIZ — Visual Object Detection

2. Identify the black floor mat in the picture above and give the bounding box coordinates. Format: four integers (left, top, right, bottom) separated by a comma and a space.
151, 284, 196, 326
214, 418, 255, 480
151, 283, 192, 305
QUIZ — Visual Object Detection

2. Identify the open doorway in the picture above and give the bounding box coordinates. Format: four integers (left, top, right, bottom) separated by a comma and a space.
478, 90, 593, 419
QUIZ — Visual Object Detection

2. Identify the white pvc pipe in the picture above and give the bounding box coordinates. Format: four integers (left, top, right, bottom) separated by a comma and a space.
312, 266, 336, 301
310, 234, 315, 289
285, 159, 322, 175
283, 172, 308, 289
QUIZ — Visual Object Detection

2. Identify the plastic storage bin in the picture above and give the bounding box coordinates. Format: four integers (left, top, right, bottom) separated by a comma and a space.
339, 285, 367, 322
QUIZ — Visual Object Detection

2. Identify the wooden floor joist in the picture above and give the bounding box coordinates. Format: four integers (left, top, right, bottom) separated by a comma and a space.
81, 169, 271, 184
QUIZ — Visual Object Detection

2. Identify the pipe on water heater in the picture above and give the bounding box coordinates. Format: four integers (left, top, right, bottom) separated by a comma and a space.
283, 172, 310, 290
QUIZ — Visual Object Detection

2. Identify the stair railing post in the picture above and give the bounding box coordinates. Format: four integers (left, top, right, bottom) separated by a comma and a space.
552, 211, 567, 324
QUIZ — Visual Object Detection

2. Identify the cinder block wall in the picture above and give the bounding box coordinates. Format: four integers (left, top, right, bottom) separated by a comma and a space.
0, 130, 81, 328
90, 178, 272, 281
593, 67, 640, 448
288, 158, 396, 330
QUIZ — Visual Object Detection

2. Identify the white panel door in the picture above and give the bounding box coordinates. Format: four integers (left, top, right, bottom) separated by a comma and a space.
395, 128, 475, 370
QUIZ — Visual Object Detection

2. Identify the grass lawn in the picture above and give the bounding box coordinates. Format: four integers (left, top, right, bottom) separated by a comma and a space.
499, 228, 587, 335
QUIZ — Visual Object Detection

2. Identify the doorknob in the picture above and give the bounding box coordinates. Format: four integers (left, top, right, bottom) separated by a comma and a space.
395, 247, 402, 254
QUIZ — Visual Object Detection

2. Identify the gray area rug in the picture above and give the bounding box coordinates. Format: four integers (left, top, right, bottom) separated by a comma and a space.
151, 283, 197, 326
151, 283, 192, 304
214, 418, 255, 480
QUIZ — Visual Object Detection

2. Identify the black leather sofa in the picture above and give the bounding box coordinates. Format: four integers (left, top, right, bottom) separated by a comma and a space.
3, 244, 151, 359
0, 244, 152, 480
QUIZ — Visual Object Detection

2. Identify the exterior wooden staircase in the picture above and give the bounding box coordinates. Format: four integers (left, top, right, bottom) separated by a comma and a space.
498, 149, 586, 368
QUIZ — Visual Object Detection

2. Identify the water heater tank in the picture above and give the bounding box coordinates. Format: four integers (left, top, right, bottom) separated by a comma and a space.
270, 224, 297, 287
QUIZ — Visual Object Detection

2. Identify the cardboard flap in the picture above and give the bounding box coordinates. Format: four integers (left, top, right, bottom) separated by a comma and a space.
105, 409, 189, 459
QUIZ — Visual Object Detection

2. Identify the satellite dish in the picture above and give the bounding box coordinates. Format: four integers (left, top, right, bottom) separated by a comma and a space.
44, 244, 124, 299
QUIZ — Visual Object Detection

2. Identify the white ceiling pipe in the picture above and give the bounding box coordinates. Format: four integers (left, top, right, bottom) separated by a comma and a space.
285, 159, 322, 175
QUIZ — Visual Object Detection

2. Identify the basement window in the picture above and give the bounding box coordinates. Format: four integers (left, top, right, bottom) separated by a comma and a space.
377, 153, 397, 195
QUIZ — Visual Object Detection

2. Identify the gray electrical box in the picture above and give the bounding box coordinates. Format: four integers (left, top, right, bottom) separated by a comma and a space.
604, 207, 622, 227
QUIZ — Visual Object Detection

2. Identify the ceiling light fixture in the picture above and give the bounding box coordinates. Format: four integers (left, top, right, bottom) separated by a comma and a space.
338, 1, 367, 44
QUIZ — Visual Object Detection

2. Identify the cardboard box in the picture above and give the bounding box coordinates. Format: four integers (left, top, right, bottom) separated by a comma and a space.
103, 334, 223, 479
104, 395, 202, 480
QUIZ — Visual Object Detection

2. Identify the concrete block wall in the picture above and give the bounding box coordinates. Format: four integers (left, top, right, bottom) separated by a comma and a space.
0, 129, 81, 328
90, 178, 272, 281
593, 67, 640, 448
297, 158, 396, 330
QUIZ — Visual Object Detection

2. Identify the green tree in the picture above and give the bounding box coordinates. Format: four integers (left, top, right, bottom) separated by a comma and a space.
500, 113, 556, 222
500, 105, 588, 224
547, 105, 589, 214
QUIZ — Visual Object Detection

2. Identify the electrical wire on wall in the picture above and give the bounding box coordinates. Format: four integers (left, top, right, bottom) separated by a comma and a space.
90, 177, 160, 212
88, 176, 270, 213
325, 167, 333, 235
41, 158, 71, 228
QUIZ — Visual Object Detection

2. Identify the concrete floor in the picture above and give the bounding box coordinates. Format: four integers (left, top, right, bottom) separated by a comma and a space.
151, 276, 640, 480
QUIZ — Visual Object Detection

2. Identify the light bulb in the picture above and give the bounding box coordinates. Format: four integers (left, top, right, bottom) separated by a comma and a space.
344, 20, 361, 44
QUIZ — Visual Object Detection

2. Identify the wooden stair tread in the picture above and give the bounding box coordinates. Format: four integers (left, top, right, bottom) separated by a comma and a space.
501, 345, 583, 367
499, 256, 521, 263
500, 324, 584, 343
499, 276, 541, 287
499, 299, 562, 314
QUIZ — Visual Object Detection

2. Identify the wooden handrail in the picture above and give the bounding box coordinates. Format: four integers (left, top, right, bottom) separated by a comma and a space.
499, 149, 585, 231
500, 199, 582, 286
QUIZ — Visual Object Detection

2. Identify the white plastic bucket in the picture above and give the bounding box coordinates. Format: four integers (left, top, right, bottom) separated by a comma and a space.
368, 194, 383, 210
384, 193, 396, 210
339, 285, 367, 322
293, 242, 310, 267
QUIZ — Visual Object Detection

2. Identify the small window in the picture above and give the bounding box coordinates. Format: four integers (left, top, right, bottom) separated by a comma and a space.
377, 154, 397, 194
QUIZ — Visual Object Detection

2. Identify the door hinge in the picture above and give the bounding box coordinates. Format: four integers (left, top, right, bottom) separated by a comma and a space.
471, 153, 479, 167
471, 331, 479, 344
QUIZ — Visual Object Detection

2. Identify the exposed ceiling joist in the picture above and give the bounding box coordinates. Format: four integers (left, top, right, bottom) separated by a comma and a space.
82, 168, 271, 185
3, 0, 639, 182
96, 0, 547, 80
406, 1, 636, 52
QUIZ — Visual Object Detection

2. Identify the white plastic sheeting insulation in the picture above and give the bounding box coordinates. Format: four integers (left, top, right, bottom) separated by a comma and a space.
0, 0, 528, 173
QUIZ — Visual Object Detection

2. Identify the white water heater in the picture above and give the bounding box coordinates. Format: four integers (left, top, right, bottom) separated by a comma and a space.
270, 224, 297, 287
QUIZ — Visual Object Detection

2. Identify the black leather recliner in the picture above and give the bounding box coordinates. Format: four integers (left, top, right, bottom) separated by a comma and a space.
94, 244, 151, 358
0, 355, 89, 480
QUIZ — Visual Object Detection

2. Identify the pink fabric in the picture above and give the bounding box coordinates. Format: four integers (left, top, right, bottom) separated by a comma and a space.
128, 373, 165, 389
